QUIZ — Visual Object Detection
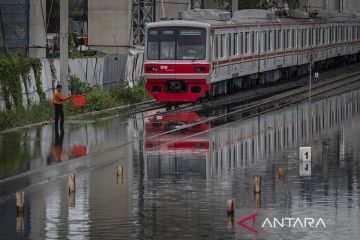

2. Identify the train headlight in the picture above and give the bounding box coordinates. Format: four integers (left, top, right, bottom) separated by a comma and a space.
152, 86, 161, 93
146, 66, 158, 72
194, 66, 206, 72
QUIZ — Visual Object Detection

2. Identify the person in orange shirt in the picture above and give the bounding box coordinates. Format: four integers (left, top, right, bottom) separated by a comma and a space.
53, 84, 70, 131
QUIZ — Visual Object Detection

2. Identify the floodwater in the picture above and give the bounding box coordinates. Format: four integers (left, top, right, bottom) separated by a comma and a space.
1, 88, 360, 239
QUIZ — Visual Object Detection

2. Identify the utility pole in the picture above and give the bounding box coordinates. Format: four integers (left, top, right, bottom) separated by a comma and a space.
306, 49, 315, 142
60, 0, 69, 95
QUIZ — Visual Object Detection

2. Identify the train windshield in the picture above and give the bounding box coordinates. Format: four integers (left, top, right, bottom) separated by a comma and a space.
147, 27, 206, 60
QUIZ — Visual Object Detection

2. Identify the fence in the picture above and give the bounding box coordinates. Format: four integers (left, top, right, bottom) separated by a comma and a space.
0, 49, 145, 111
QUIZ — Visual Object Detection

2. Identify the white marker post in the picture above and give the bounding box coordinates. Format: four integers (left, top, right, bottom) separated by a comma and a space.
299, 147, 311, 161
299, 161, 312, 176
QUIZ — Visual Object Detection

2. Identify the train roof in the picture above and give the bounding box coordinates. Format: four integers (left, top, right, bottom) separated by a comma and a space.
146, 9, 360, 30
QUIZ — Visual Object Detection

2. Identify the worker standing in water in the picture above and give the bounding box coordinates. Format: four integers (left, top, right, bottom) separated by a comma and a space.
53, 84, 70, 131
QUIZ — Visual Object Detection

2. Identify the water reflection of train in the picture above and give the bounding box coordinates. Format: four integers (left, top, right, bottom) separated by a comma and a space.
142, 90, 360, 179
144, 112, 210, 178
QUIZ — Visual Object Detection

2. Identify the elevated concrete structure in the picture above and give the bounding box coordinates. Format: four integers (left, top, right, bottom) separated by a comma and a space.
154, 0, 189, 21
29, 0, 46, 58
88, 0, 132, 54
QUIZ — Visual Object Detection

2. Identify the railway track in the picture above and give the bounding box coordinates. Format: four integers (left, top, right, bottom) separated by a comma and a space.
144, 71, 360, 149
79, 70, 360, 136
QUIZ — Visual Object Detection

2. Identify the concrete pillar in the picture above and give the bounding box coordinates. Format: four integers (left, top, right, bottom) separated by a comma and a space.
232, 0, 238, 13
88, 0, 132, 54
29, 0, 46, 58
328, 0, 340, 11
60, 0, 69, 95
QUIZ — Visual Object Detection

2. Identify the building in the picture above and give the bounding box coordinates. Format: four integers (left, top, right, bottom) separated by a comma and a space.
0, 0, 46, 58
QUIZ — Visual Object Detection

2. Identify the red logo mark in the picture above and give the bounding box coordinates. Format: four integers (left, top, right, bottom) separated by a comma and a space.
237, 213, 258, 233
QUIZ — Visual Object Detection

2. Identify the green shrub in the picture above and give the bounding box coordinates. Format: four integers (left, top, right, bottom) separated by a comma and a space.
68, 74, 92, 95
0, 102, 53, 131
110, 78, 152, 105
86, 89, 114, 111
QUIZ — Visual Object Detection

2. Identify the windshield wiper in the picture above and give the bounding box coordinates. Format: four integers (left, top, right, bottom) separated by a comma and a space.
192, 47, 204, 62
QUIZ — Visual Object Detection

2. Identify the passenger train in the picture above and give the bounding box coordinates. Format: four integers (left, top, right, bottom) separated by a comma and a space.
144, 9, 360, 102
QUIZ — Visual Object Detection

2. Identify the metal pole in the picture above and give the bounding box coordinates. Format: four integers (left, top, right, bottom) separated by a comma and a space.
60, 0, 69, 95
308, 53, 312, 142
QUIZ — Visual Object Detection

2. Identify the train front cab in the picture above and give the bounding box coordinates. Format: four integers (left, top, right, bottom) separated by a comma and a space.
144, 23, 211, 102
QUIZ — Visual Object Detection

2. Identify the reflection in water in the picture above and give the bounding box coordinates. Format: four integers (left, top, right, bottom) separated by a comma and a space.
0, 118, 128, 180
52, 129, 65, 162
144, 112, 209, 179
138, 89, 360, 239
1, 89, 360, 239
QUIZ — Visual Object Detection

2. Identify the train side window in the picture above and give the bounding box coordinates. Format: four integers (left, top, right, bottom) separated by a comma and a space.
220, 34, 225, 58
354, 26, 357, 41
345, 26, 348, 42
312, 28, 316, 46
264, 31, 268, 52
335, 26, 338, 43
251, 31, 255, 53
245, 32, 249, 54
239, 32, 243, 54
233, 32, 238, 55
215, 34, 219, 59
303, 29, 307, 47
260, 31, 265, 52
278, 30, 282, 50
352, 26, 355, 41
340, 26, 343, 42
228, 33, 232, 56
287, 29, 291, 48
292, 29, 295, 48
273, 30, 277, 50
269, 30, 273, 51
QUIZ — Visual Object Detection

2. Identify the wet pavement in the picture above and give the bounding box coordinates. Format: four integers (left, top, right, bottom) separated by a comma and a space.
1, 88, 360, 239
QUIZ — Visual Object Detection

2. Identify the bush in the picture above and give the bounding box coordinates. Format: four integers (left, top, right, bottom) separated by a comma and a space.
68, 74, 92, 95
110, 78, 152, 105
0, 102, 53, 131
86, 89, 114, 111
